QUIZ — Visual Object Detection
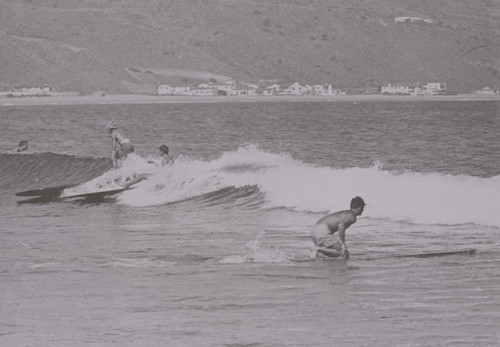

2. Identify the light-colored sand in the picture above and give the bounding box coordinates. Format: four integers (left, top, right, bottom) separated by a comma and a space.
1, 93, 499, 106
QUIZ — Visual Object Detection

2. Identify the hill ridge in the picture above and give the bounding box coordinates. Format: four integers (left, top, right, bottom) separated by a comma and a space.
0, 0, 498, 93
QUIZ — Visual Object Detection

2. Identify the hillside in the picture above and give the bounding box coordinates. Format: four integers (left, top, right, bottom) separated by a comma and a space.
0, 0, 499, 94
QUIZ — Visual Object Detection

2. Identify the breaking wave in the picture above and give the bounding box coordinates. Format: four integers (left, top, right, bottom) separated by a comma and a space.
4, 145, 500, 227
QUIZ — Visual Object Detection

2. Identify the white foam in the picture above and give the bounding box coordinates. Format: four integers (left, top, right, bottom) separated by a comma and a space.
117, 144, 500, 228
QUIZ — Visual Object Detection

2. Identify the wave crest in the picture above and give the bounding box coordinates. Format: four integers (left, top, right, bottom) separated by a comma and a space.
117, 144, 500, 228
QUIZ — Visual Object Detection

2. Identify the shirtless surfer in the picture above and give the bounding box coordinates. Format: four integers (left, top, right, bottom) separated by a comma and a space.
158, 144, 174, 165
147, 144, 174, 167
311, 196, 366, 260
106, 121, 134, 168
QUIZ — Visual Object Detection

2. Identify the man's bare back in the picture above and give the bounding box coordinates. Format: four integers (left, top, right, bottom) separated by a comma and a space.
316, 210, 357, 233
311, 197, 366, 260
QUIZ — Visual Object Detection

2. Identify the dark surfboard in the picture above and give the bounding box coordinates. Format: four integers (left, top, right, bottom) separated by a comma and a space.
15, 184, 78, 197
364, 249, 476, 261
16, 186, 132, 204
393, 249, 476, 258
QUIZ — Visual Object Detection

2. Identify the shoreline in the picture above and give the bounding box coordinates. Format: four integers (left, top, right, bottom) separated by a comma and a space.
1, 93, 499, 106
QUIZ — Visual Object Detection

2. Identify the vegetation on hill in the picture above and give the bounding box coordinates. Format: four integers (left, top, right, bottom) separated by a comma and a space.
1, 0, 498, 93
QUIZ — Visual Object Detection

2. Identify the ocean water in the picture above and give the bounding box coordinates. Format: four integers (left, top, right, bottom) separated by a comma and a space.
1, 100, 499, 346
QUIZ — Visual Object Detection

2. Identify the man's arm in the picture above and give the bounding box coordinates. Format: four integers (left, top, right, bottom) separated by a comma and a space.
337, 222, 349, 260
338, 223, 347, 250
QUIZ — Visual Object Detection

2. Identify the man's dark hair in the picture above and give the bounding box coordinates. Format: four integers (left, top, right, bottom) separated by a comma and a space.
159, 144, 169, 155
17, 140, 29, 152
350, 196, 366, 209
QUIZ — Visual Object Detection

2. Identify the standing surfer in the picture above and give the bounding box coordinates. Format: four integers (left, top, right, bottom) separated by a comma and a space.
311, 196, 366, 260
106, 121, 134, 168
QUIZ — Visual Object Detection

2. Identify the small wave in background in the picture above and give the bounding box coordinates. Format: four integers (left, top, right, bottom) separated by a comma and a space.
0, 152, 110, 194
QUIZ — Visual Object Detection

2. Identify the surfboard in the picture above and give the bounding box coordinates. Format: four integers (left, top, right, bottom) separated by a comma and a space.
59, 187, 131, 200
393, 249, 476, 258
15, 184, 78, 197
15, 172, 149, 200
16, 186, 132, 204
364, 249, 476, 261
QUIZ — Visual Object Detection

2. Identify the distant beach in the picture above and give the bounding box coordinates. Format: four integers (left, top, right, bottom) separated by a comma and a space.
1, 93, 499, 106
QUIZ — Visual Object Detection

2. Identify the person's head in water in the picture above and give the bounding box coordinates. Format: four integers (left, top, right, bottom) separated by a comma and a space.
17, 140, 29, 152
350, 196, 366, 215
159, 144, 169, 156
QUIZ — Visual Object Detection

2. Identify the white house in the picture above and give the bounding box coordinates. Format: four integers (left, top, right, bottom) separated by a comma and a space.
312, 84, 345, 96
190, 88, 218, 96
197, 83, 212, 89
216, 82, 237, 96
381, 83, 421, 95
395, 17, 434, 24
423, 83, 447, 95
282, 82, 308, 95
313, 84, 330, 95
158, 84, 173, 95
198, 80, 238, 96
3, 86, 52, 97
0, 85, 80, 98
262, 84, 281, 96
234, 88, 257, 96
158, 85, 192, 96
472, 87, 498, 95
395, 17, 411, 22
23, 86, 51, 95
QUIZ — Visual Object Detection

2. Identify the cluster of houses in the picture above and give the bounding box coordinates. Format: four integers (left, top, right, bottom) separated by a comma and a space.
0, 86, 79, 98
1, 81, 497, 99
158, 80, 453, 97
381, 82, 447, 96
395, 17, 435, 24
158, 80, 500, 97
157, 79, 347, 97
